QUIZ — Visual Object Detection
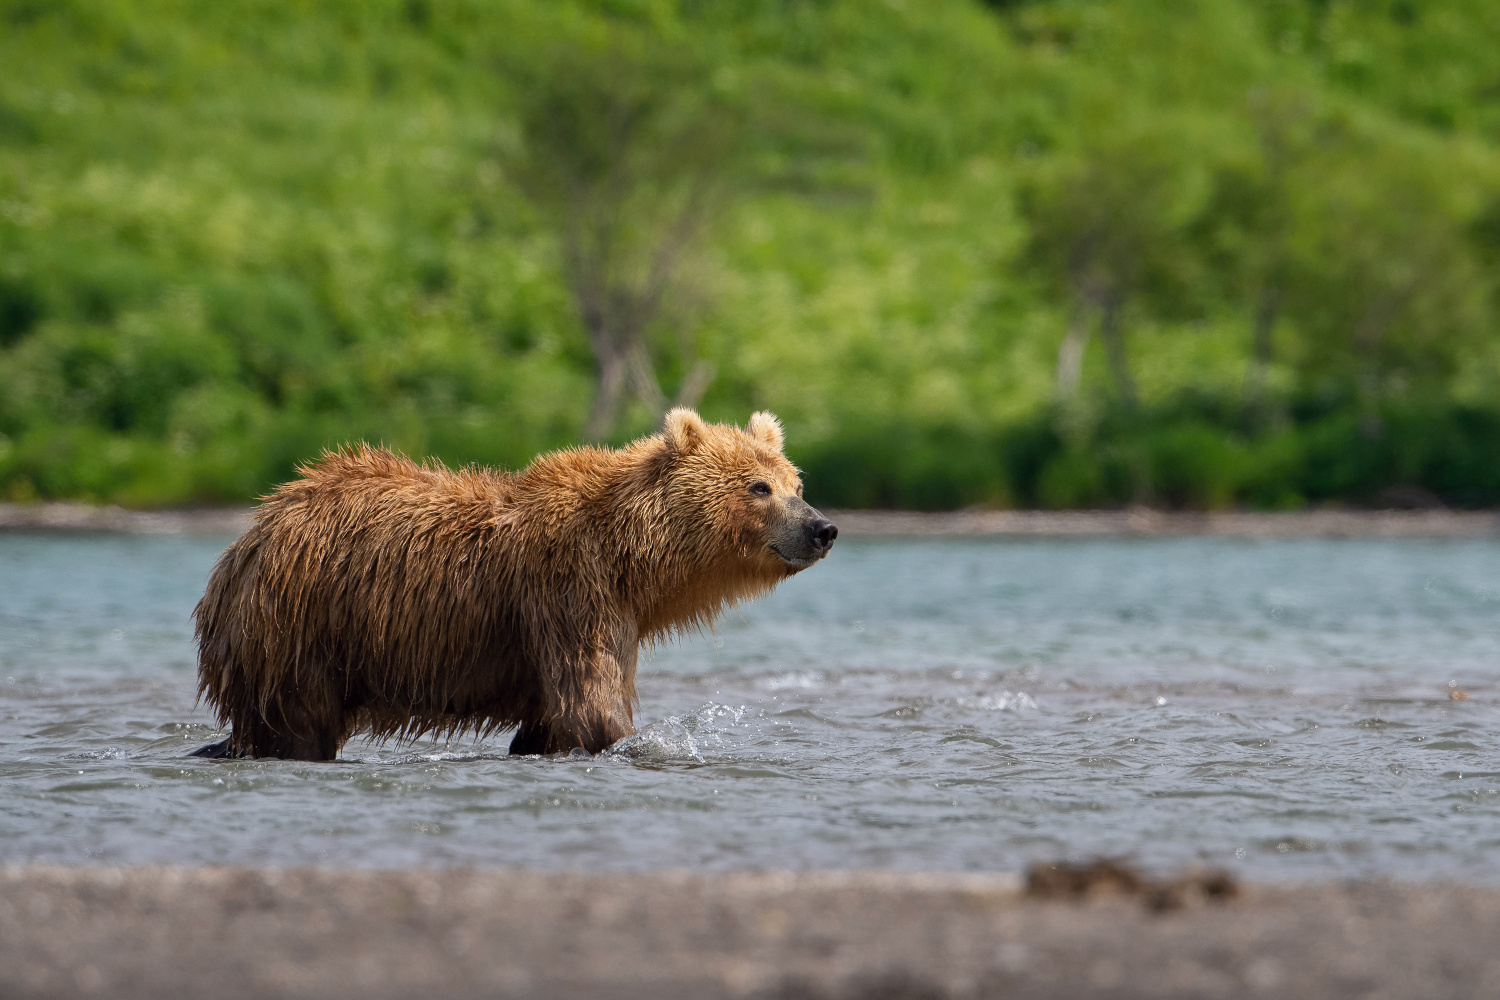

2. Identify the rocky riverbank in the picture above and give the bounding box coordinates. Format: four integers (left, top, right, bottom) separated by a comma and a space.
4, 502, 1498, 538
2, 866, 1497, 999
0, 503, 251, 535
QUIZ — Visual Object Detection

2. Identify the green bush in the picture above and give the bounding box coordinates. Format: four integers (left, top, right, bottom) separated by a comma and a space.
797, 398, 1500, 512
2, 0, 1500, 508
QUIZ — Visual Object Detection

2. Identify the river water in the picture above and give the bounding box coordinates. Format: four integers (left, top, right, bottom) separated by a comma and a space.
1, 533, 1497, 880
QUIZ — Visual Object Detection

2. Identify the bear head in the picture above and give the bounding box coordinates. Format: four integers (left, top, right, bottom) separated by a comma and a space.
658, 407, 838, 583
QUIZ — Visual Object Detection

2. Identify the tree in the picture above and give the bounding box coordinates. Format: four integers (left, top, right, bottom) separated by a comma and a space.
507, 37, 740, 439
1283, 140, 1487, 429
1022, 128, 1199, 411
1188, 88, 1332, 425
1193, 88, 1318, 427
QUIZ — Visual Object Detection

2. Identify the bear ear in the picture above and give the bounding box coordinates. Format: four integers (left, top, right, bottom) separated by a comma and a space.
746, 411, 784, 451
663, 407, 707, 455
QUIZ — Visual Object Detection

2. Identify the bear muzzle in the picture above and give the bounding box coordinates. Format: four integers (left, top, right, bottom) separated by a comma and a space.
769, 498, 838, 569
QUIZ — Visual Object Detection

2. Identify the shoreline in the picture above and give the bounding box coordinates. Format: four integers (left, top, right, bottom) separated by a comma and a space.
2, 865, 1497, 999
830, 507, 1500, 538
0, 502, 252, 535
3, 501, 1499, 538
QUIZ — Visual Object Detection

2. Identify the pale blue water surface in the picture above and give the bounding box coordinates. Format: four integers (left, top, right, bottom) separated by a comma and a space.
1, 533, 1497, 879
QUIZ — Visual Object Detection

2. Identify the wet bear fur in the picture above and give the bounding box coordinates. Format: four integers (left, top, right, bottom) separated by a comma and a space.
192, 409, 836, 760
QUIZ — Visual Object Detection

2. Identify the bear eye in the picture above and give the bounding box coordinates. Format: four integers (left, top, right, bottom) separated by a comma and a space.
749, 480, 772, 498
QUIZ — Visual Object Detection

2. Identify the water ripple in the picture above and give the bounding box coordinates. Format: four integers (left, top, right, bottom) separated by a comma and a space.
1, 534, 1499, 878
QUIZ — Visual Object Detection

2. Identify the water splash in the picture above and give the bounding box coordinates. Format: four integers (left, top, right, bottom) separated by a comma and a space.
68, 747, 128, 760
955, 691, 1039, 712
761, 671, 825, 691
610, 703, 751, 764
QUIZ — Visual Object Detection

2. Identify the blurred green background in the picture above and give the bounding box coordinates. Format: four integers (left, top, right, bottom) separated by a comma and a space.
3, 0, 1500, 510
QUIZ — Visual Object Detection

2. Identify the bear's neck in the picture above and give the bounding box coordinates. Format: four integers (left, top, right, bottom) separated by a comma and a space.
629, 557, 775, 639
518, 441, 779, 640
592, 450, 775, 639
608, 499, 766, 641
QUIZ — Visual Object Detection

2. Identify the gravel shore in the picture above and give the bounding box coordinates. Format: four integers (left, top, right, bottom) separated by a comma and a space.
2, 866, 1497, 999
829, 507, 1500, 538
0, 503, 251, 535
4, 502, 1498, 538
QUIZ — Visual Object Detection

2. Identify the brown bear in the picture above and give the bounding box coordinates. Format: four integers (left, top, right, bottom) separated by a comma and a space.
190, 408, 837, 760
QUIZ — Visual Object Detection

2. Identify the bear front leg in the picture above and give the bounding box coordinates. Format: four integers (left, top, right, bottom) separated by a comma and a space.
509, 629, 637, 756
507, 707, 633, 756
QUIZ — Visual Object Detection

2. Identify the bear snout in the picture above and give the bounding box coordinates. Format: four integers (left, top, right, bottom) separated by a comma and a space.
808, 518, 838, 554
768, 497, 837, 568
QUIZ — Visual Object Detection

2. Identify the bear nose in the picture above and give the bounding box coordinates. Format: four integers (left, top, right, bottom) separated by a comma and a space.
809, 519, 838, 551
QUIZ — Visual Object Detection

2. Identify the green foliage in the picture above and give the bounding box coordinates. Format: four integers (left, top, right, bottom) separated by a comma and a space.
2, 0, 1499, 507
505, 29, 742, 438
799, 398, 1500, 511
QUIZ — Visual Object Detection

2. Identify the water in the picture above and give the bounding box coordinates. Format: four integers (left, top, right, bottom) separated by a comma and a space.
2, 533, 1497, 880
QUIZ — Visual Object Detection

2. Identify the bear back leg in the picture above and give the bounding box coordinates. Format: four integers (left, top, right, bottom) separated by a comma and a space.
188, 738, 242, 759
507, 722, 551, 756
230, 707, 347, 761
